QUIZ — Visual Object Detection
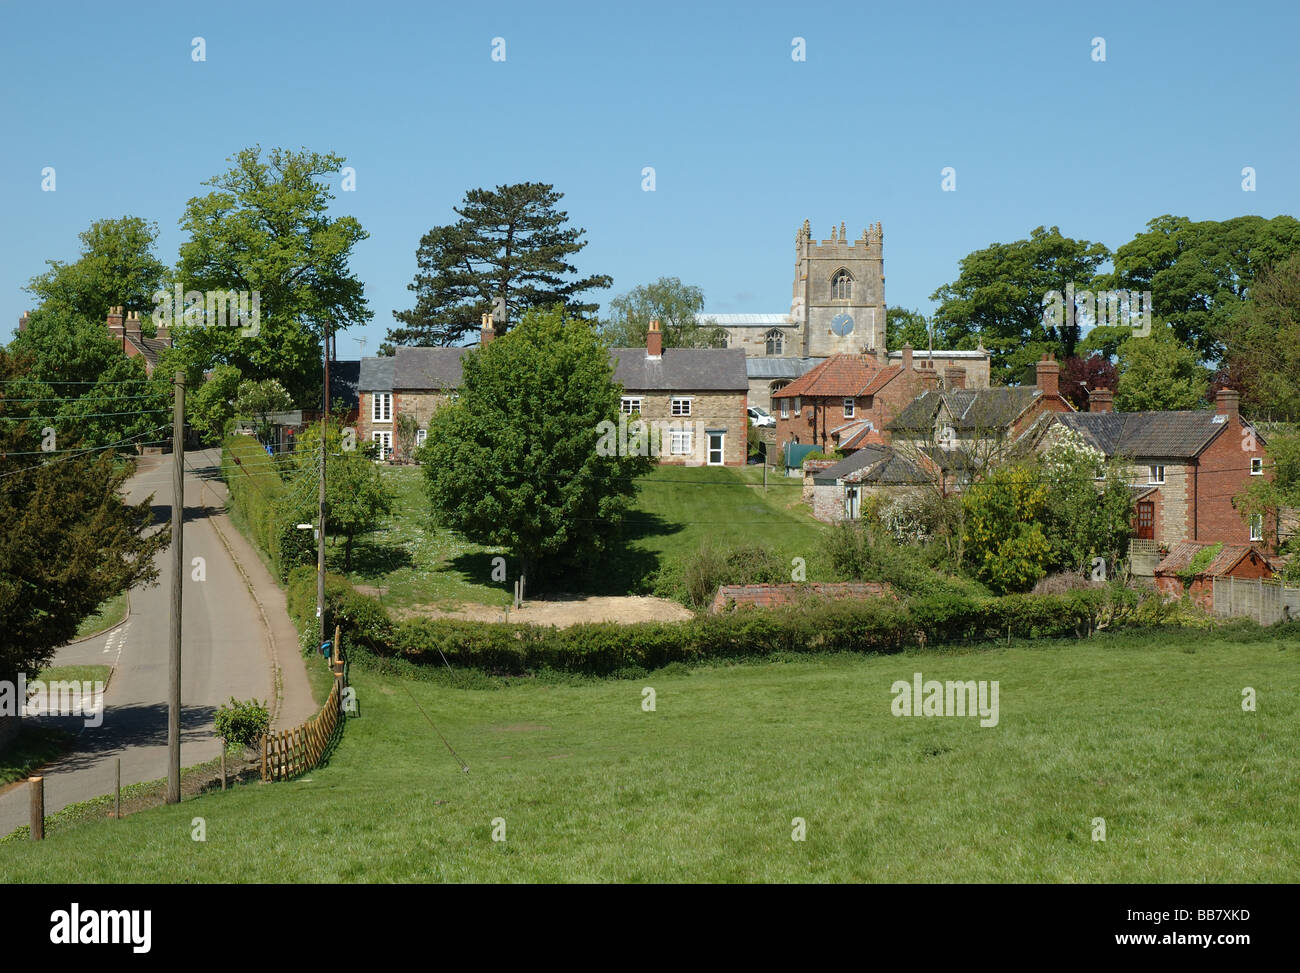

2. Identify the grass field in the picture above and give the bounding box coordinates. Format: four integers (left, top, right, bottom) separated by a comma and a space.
336, 464, 832, 609
0, 666, 111, 784
73, 592, 127, 639
4, 628, 1297, 882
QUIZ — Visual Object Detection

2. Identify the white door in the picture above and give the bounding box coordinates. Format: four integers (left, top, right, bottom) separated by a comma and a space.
844, 486, 860, 520
707, 433, 725, 466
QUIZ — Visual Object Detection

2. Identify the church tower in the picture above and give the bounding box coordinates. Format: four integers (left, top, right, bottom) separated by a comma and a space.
790, 220, 887, 357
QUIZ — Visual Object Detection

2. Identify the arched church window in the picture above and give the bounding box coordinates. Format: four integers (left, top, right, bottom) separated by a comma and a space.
832, 270, 853, 300
765, 329, 784, 355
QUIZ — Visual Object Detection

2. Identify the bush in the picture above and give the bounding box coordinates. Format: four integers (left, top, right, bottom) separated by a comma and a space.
214, 697, 270, 750
679, 543, 788, 609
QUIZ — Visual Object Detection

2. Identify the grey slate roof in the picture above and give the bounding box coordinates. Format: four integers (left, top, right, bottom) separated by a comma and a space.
610, 347, 748, 392
888, 387, 1044, 433
747, 356, 823, 380
814, 444, 927, 486
393, 346, 470, 390
1054, 410, 1240, 459
358, 356, 394, 392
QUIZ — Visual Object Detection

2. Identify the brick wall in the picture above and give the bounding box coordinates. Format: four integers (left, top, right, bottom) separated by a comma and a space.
1194, 418, 1272, 548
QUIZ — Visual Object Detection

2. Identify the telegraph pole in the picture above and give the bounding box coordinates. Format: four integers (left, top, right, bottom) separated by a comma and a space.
167, 370, 185, 804
317, 325, 331, 652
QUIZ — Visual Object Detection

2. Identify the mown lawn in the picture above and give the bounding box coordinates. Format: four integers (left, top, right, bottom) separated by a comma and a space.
336, 463, 832, 608
5, 629, 1298, 882
74, 592, 127, 639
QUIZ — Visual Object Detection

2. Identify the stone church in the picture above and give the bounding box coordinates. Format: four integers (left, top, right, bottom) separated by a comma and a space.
704, 220, 990, 412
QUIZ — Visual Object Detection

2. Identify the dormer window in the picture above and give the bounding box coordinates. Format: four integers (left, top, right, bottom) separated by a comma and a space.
765, 329, 784, 355
831, 270, 853, 300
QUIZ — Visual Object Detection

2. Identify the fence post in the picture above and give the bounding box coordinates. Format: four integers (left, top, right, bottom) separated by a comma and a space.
115, 758, 121, 819
261, 733, 268, 782
29, 776, 44, 840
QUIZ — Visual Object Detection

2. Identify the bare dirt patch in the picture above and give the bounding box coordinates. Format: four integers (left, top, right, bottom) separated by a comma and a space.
392, 594, 694, 627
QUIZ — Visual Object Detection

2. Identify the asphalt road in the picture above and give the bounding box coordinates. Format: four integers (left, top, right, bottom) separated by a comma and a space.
0, 448, 311, 836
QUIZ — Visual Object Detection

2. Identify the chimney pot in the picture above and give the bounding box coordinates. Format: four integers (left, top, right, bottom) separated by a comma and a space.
1035, 354, 1060, 398
647, 318, 663, 357
1216, 387, 1240, 420
106, 306, 125, 337
1087, 387, 1114, 413
480, 312, 495, 345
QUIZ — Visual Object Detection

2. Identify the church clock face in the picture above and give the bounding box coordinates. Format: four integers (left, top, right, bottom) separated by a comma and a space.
831, 312, 855, 337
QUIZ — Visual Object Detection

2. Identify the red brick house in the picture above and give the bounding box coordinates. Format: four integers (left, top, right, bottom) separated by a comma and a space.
1153, 541, 1275, 610
22, 306, 176, 376
1043, 387, 1272, 550
770, 344, 939, 452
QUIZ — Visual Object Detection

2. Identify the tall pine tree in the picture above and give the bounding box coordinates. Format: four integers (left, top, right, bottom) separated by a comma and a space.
387, 183, 611, 348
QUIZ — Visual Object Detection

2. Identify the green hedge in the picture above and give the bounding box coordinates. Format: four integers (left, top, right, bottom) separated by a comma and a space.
285, 566, 1146, 676
222, 435, 314, 582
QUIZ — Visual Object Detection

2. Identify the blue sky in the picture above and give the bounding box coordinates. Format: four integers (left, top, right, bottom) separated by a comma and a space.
2, 0, 1298, 352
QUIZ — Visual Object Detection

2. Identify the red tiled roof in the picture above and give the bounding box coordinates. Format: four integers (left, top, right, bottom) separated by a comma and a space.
1154, 541, 1273, 577
770, 354, 897, 399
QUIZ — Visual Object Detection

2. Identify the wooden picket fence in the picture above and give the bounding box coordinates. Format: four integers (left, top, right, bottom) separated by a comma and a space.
261, 629, 347, 782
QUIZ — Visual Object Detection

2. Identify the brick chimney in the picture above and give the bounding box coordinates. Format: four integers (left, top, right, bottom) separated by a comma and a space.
647, 318, 663, 358
480, 312, 495, 346
18, 311, 29, 332
919, 360, 940, 392
106, 305, 125, 339
943, 365, 966, 390
124, 310, 142, 342
1216, 387, 1240, 421
901, 343, 913, 372
1035, 353, 1060, 398
1088, 387, 1114, 413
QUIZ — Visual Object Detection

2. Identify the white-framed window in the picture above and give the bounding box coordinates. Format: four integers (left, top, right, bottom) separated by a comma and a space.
416, 428, 427, 446
831, 269, 853, 300
765, 330, 784, 356
1250, 513, 1264, 542
779, 398, 789, 420
843, 398, 855, 418
1251, 457, 1263, 475
372, 392, 392, 422
1148, 465, 1165, 485
793, 396, 801, 417
372, 430, 392, 460
621, 397, 642, 415
669, 430, 693, 456
671, 397, 692, 417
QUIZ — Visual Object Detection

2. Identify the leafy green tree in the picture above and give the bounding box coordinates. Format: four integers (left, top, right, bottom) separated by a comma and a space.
0, 348, 168, 687
291, 420, 394, 571
930, 226, 1111, 383
7, 306, 167, 449
962, 464, 1052, 593
188, 365, 243, 445
1114, 319, 1209, 412
1220, 252, 1300, 420
388, 183, 611, 348
26, 216, 168, 323
173, 146, 371, 403
420, 306, 655, 584
600, 277, 725, 348
1040, 429, 1133, 575
1109, 214, 1300, 360
234, 378, 293, 446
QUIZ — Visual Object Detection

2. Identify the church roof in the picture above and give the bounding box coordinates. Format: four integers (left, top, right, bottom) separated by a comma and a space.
769, 354, 898, 399
698, 313, 791, 327
747, 357, 822, 379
